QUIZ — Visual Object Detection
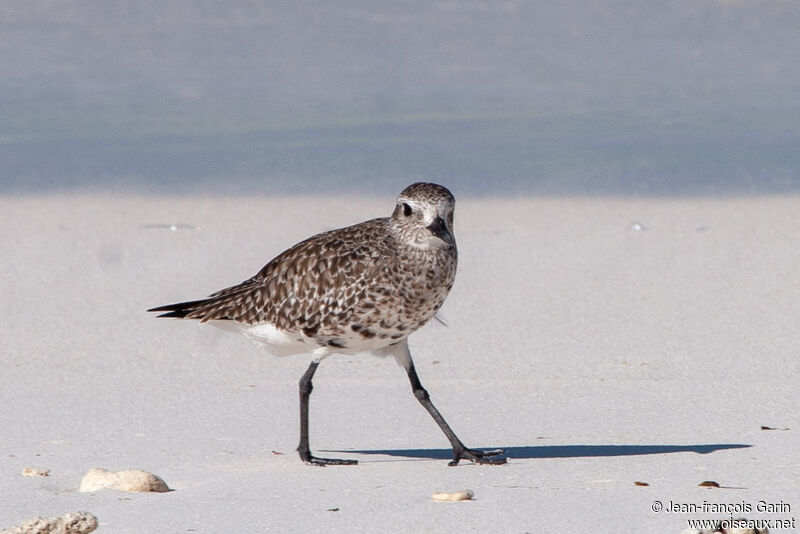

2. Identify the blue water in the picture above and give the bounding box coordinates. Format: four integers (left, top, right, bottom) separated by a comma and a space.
2, 2, 799, 196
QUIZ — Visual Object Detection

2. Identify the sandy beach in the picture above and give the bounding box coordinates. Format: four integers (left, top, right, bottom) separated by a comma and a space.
1, 193, 797, 532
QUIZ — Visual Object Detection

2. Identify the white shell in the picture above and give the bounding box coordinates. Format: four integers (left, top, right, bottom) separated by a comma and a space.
79, 468, 169, 493
432, 489, 474, 501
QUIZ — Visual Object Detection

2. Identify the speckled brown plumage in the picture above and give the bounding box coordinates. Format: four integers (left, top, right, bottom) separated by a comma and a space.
149, 182, 457, 354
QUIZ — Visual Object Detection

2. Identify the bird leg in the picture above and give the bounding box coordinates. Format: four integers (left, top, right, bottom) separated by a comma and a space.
405, 362, 506, 466
297, 360, 357, 466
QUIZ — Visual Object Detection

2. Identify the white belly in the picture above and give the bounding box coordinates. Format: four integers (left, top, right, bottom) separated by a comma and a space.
209, 320, 312, 357
208, 320, 408, 358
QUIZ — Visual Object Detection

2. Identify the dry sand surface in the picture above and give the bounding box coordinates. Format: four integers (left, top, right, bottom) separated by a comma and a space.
1, 193, 797, 532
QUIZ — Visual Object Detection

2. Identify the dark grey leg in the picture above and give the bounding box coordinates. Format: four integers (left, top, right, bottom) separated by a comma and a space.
405, 363, 506, 466
297, 360, 357, 466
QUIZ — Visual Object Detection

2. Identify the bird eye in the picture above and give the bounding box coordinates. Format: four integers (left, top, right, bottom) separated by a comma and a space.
402, 203, 412, 216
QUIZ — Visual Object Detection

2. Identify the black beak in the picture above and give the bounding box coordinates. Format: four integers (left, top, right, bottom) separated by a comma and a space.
427, 216, 454, 245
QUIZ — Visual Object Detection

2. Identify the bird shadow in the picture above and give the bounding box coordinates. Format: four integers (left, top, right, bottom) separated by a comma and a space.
331, 443, 750, 461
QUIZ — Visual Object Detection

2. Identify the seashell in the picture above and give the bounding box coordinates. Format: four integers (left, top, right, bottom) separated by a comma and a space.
79, 468, 169, 493
432, 489, 474, 501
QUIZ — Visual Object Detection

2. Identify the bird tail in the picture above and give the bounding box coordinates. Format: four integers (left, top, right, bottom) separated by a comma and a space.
147, 299, 212, 319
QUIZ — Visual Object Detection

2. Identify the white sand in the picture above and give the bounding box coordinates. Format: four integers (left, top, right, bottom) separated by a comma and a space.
1, 193, 797, 532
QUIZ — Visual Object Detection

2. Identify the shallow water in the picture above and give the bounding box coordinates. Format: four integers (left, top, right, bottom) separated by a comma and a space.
2, 2, 799, 196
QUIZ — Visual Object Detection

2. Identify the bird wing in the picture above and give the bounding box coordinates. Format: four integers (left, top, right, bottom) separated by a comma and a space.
149, 218, 393, 331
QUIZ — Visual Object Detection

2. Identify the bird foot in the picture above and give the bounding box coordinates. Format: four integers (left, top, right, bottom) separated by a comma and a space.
299, 451, 358, 466
449, 447, 506, 466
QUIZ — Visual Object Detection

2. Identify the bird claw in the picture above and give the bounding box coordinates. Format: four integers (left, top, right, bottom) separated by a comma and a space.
449, 447, 507, 466
304, 456, 358, 466
299, 451, 358, 466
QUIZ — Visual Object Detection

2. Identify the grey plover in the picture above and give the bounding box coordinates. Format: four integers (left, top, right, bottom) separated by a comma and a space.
149, 182, 505, 466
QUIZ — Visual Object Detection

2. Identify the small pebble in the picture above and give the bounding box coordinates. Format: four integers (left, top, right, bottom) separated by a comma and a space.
79, 468, 170, 493
432, 489, 474, 502
21, 467, 50, 477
